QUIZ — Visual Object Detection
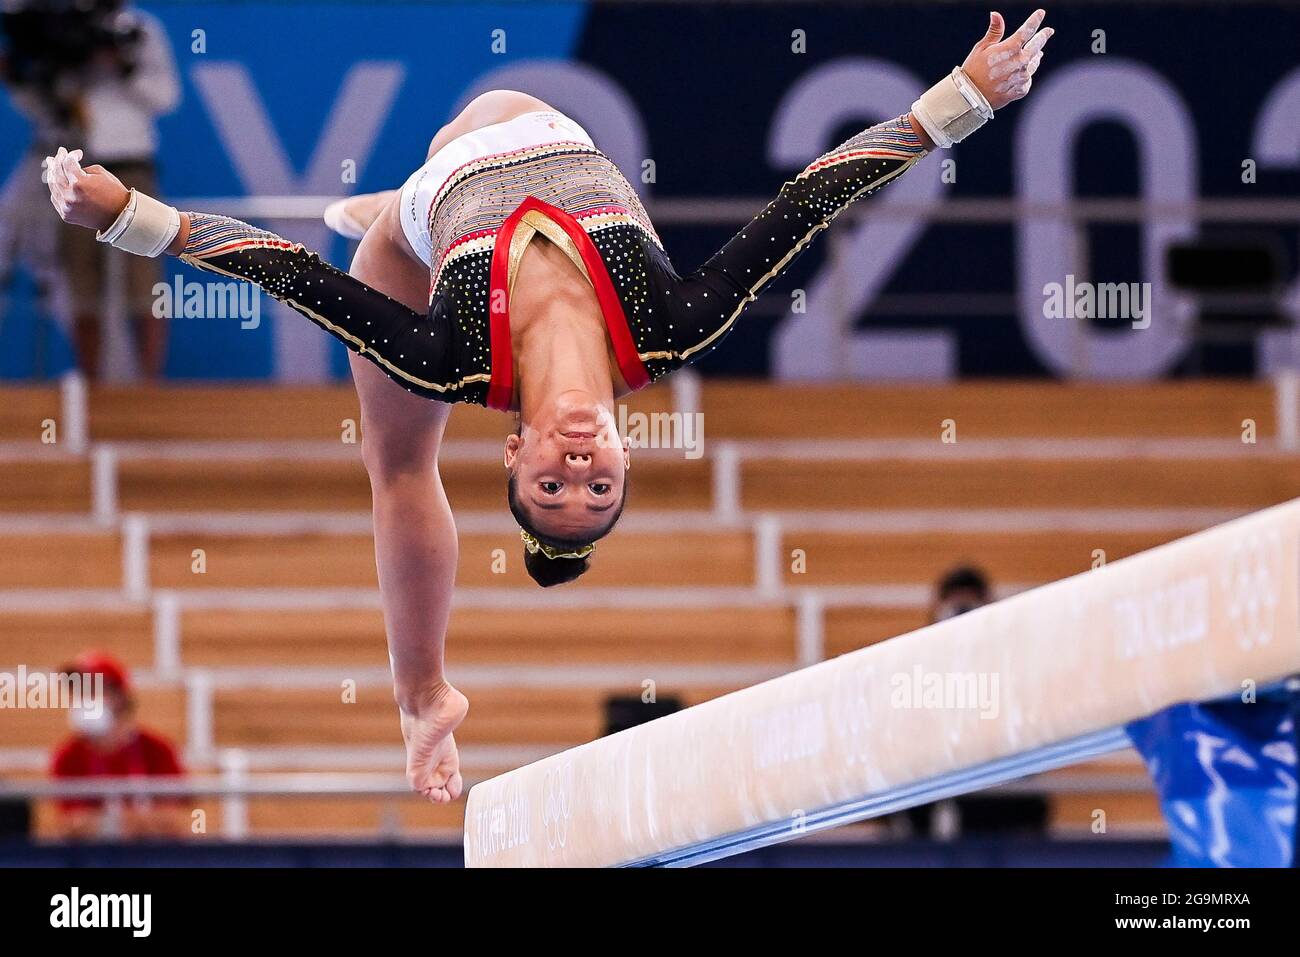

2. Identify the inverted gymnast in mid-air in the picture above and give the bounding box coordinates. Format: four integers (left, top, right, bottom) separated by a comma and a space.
46, 10, 1053, 805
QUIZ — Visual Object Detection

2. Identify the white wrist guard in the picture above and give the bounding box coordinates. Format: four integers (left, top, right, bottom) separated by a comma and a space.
95, 188, 181, 258
910, 67, 995, 149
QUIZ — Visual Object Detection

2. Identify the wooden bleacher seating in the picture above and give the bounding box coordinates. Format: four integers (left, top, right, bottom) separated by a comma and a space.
700, 381, 1277, 439
180, 606, 796, 668
210, 685, 734, 749
0, 608, 155, 673
0, 386, 61, 441
4, 379, 1286, 840
782, 528, 1196, 586
743, 456, 1300, 511
0, 460, 91, 512
0, 531, 123, 588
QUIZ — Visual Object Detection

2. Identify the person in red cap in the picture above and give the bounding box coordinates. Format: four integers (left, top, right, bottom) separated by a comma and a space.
49, 651, 187, 840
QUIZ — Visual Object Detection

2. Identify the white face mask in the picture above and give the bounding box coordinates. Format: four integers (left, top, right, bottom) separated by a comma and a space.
69, 706, 114, 739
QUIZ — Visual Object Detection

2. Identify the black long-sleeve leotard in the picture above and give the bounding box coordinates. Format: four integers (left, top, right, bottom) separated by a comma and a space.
178, 114, 927, 406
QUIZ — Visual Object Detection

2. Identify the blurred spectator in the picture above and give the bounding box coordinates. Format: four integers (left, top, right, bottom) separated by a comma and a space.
0, 2, 79, 366
49, 650, 187, 840
603, 694, 682, 736
896, 564, 1050, 840
1, 0, 180, 379
929, 565, 992, 623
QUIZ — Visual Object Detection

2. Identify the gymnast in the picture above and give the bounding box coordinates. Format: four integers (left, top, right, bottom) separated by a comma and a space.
45, 10, 1053, 805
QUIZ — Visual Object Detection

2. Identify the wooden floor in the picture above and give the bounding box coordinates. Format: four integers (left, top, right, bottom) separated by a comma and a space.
3, 378, 1279, 840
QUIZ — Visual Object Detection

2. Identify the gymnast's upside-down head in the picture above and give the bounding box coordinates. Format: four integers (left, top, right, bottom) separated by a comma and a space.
504, 391, 629, 587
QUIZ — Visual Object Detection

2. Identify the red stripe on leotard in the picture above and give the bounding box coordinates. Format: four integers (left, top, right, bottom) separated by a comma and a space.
485, 196, 651, 411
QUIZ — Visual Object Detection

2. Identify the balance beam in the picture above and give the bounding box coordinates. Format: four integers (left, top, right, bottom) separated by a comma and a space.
464, 499, 1300, 867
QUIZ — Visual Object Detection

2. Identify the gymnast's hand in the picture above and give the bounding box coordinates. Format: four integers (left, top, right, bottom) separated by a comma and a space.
398, 680, 469, 805
42, 146, 131, 231
961, 9, 1054, 110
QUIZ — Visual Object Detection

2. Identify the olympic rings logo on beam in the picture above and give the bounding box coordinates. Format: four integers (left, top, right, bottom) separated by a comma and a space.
541, 763, 574, 851
1218, 530, 1282, 653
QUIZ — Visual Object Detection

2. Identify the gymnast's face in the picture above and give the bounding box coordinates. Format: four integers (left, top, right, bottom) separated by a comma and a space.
504, 393, 630, 540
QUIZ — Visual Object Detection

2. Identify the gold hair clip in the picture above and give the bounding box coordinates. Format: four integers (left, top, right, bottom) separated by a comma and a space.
520, 528, 594, 561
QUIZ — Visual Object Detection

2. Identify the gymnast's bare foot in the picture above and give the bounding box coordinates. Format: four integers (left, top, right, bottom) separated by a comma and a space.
323, 189, 398, 239
399, 681, 468, 804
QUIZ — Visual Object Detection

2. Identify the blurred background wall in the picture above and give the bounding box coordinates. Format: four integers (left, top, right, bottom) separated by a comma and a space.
3, 0, 1297, 383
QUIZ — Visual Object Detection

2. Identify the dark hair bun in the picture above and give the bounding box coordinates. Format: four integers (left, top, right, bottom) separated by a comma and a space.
523, 548, 590, 587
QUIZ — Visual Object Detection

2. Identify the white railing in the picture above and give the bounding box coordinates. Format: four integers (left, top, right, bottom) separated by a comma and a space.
0, 767, 1153, 801
6, 192, 1297, 380
0, 764, 1154, 843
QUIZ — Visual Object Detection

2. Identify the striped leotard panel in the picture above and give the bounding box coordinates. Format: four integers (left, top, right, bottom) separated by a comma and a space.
428, 140, 661, 292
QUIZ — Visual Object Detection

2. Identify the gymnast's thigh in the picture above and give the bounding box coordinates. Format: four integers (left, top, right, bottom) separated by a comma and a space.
347, 214, 452, 467
349, 352, 451, 470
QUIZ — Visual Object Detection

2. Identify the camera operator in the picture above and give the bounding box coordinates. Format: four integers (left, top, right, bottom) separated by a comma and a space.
0, 1, 78, 361
2, 0, 179, 379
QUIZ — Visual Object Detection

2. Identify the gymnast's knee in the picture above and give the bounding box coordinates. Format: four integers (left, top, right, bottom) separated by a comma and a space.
464, 89, 550, 117
360, 430, 438, 486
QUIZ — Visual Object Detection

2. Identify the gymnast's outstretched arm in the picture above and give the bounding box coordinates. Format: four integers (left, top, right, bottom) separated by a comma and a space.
42, 152, 465, 404
673, 10, 1053, 352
